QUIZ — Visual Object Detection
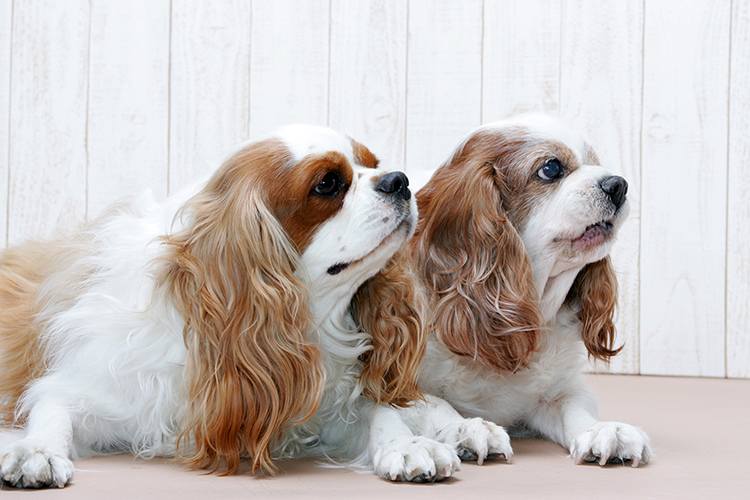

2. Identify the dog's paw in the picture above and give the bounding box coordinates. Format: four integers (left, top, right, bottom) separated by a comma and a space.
374, 436, 461, 482
0, 440, 74, 488
437, 417, 513, 465
571, 421, 652, 467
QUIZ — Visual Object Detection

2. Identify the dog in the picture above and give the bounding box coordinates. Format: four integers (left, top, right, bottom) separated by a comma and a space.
0, 125, 505, 487
406, 114, 652, 467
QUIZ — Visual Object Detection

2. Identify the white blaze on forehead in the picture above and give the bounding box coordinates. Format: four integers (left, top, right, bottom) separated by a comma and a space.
276, 124, 356, 162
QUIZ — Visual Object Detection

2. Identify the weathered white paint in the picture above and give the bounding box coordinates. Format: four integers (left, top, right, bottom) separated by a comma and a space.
1, 0, 747, 378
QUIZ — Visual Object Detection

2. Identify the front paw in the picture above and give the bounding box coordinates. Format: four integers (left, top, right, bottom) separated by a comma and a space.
571, 422, 652, 467
0, 440, 74, 488
436, 417, 513, 465
374, 436, 460, 483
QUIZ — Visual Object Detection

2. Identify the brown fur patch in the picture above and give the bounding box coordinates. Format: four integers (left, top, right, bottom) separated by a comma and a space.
351, 248, 427, 406
350, 138, 379, 169
566, 256, 622, 361
461, 127, 583, 232
160, 139, 327, 476
411, 142, 543, 373
0, 244, 49, 422
220, 140, 355, 253
0, 237, 92, 423
271, 151, 354, 252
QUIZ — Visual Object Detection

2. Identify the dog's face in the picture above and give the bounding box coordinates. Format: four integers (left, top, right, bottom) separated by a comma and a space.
273, 125, 417, 288
208, 124, 417, 292
474, 114, 630, 280
412, 113, 627, 371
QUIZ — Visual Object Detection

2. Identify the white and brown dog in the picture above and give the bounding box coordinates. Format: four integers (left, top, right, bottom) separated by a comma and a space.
0, 125, 507, 488
406, 114, 652, 467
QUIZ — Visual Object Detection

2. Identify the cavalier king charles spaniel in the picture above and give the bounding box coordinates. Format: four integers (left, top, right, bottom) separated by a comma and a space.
404, 114, 652, 467
0, 125, 502, 488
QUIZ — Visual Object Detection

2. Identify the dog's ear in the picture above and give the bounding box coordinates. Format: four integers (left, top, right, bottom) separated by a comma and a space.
160, 155, 323, 476
351, 248, 427, 407
411, 149, 542, 373
566, 256, 623, 361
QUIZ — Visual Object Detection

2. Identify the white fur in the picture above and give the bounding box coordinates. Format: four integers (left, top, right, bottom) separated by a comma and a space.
0, 126, 495, 488
409, 115, 652, 468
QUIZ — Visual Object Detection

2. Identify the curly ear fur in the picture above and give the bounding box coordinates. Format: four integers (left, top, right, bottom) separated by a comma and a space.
411, 156, 542, 373
160, 158, 323, 476
566, 256, 622, 361
351, 248, 427, 407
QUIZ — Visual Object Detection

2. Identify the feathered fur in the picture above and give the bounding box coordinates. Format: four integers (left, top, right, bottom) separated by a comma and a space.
0, 125, 443, 488
413, 114, 652, 467
411, 140, 542, 373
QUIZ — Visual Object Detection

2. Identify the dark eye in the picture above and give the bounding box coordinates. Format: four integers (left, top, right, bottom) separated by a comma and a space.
313, 172, 343, 197
538, 159, 564, 181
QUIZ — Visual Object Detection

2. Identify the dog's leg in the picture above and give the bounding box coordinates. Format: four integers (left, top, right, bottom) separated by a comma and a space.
369, 401, 460, 482
369, 395, 512, 482
0, 398, 76, 488
528, 388, 652, 467
410, 395, 512, 464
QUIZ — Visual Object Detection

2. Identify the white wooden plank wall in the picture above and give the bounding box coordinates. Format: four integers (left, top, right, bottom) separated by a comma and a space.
728, 0, 750, 378
0, 0, 748, 379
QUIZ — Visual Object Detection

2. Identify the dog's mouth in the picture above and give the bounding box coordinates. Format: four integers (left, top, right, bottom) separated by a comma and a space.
326, 217, 412, 276
571, 220, 614, 252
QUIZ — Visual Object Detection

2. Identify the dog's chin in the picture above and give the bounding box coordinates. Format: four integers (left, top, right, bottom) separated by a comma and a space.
326, 217, 413, 276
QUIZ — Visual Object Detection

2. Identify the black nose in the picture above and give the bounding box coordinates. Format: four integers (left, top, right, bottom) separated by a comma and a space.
375, 171, 410, 201
600, 175, 628, 209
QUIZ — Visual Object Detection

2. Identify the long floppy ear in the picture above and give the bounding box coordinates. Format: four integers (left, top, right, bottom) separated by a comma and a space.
566, 256, 622, 361
159, 163, 323, 476
411, 157, 542, 373
351, 248, 427, 407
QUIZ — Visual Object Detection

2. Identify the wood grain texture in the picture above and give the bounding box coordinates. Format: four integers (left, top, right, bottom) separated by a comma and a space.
560, 0, 644, 375
8, 0, 89, 245
169, 0, 251, 195
482, 0, 561, 121
727, 0, 750, 379
87, 0, 170, 217
329, 0, 407, 170
640, 0, 730, 377
2, 1, 748, 378
249, 0, 329, 138
0, 0, 11, 247
405, 0, 483, 175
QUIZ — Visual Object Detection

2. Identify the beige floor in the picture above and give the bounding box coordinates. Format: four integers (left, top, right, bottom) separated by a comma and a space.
1, 374, 747, 499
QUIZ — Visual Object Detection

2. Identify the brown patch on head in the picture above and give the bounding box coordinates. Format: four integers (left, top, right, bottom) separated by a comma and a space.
215, 139, 354, 253
272, 151, 354, 252
452, 126, 583, 234
350, 138, 379, 169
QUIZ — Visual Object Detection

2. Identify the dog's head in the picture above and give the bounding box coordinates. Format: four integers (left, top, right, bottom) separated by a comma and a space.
161, 125, 424, 474
413, 114, 627, 372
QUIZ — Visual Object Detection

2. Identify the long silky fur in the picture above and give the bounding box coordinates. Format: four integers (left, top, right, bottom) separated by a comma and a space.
411, 155, 542, 373
566, 256, 622, 361
160, 158, 324, 476
351, 248, 427, 407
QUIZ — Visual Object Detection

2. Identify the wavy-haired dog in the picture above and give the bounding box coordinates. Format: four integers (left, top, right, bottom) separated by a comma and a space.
0, 125, 502, 488
405, 114, 652, 467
